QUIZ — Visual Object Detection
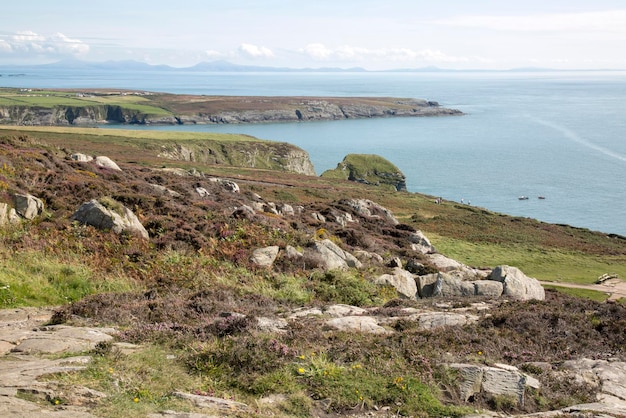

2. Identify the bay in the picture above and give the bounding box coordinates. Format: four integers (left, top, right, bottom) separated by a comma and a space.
1, 68, 625, 236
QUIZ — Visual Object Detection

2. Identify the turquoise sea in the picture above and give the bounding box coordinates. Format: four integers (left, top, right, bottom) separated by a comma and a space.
1, 68, 625, 236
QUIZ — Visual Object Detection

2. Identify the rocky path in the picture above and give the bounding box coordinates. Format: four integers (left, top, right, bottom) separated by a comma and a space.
540, 278, 626, 301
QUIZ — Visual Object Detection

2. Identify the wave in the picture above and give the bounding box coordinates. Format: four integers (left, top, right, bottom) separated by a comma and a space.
526, 115, 626, 163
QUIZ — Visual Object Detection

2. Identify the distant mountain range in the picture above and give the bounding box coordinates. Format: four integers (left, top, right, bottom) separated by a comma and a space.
1, 59, 622, 73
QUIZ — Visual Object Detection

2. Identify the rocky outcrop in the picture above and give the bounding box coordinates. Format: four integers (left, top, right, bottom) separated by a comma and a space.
13, 193, 44, 220
417, 270, 543, 300
250, 246, 280, 267
304, 239, 363, 270
157, 141, 316, 176
449, 363, 538, 406
489, 265, 545, 301
94, 156, 122, 171
0, 202, 19, 225
374, 267, 418, 299
71, 199, 149, 239
340, 198, 400, 225
322, 154, 407, 191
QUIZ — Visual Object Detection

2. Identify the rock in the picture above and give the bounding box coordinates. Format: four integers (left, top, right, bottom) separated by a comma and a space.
310, 212, 326, 223
324, 304, 367, 317
354, 250, 384, 264
449, 363, 532, 407
11, 325, 115, 355
13, 193, 44, 220
410, 312, 478, 330
561, 359, 626, 407
304, 239, 362, 270
334, 212, 357, 227
194, 186, 210, 197
426, 253, 465, 272
149, 184, 182, 197
232, 205, 256, 220
285, 245, 303, 259
256, 317, 289, 333
276, 203, 294, 216
0, 202, 19, 225
451, 363, 484, 401
94, 156, 121, 171
475, 280, 504, 297
172, 391, 249, 412
71, 199, 149, 239
208, 178, 239, 193
482, 366, 527, 405
433, 274, 476, 297
489, 265, 545, 301
324, 316, 390, 334
417, 273, 439, 298
374, 268, 418, 299
70, 153, 93, 162
340, 198, 399, 225
408, 230, 436, 254
250, 246, 280, 267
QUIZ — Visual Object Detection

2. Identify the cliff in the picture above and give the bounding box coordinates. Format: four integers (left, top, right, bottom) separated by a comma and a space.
0, 89, 462, 126
156, 140, 316, 175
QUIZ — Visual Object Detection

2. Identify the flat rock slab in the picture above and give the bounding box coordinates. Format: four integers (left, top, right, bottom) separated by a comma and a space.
0, 355, 92, 394
0, 395, 97, 418
11, 326, 116, 355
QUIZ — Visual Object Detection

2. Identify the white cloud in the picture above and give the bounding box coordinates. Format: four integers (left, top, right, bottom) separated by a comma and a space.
12, 30, 45, 42
434, 10, 626, 34
0, 31, 90, 60
238, 43, 274, 58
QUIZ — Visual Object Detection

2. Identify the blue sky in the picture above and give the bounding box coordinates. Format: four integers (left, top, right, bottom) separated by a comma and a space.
2, 0, 626, 70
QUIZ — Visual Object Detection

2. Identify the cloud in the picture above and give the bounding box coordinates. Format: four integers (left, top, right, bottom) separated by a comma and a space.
238, 43, 274, 58
300, 43, 471, 64
434, 10, 626, 34
0, 31, 90, 60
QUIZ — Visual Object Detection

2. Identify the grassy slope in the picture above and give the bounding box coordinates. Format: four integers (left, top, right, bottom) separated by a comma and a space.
0, 126, 624, 417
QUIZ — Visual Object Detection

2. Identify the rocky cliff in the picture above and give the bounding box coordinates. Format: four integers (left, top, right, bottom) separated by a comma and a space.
321, 153, 407, 191
0, 105, 179, 126
0, 92, 462, 126
157, 140, 316, 175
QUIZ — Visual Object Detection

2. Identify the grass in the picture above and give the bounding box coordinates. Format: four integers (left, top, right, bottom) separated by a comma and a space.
0, 125, 262, 143
0, 89, 172, 116
429, 235, 626, 283
542, 285, 609, 302
0, 249, 136, 308
45, 344, 207, 417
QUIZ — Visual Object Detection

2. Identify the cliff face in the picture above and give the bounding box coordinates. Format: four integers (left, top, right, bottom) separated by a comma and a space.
156, 141, 316, 176
0, 96, 461, 126
0, 105, 179, 126
321, 154, 407, 191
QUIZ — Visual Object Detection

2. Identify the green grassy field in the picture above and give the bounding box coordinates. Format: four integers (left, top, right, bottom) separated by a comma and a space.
0, 89, 172, 116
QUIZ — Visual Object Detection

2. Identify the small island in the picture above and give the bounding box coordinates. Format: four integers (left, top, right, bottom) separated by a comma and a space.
0, 88, 462, 126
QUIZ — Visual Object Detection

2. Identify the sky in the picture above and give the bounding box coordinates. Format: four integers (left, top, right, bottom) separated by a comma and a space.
2, 0, 626, 70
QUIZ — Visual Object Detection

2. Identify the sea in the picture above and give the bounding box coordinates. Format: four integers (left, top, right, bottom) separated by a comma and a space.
1, 67, 625, 236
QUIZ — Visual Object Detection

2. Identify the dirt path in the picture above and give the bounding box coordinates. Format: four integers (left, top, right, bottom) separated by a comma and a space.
540, 278, 626, 301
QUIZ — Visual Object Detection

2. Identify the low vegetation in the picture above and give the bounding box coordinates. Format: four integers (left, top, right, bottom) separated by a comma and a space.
0, 126, 624, 417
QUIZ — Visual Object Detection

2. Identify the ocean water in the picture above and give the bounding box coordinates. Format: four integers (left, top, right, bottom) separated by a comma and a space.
1, 68, 625, 236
